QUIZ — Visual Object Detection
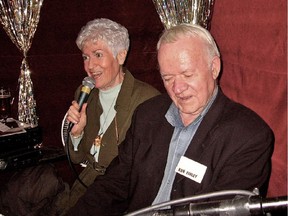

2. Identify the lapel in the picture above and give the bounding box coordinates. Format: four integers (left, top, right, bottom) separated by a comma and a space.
139, 95, 174, 191
174, 90, 228, 183
114, 69, 134, 140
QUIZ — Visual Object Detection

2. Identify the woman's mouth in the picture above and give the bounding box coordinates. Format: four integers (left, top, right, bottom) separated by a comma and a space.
91, 72, 102, 79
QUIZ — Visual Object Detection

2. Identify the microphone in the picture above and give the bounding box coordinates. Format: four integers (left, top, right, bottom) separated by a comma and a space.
76, 76, 95, 111
68, 76, 95, 131
154, 196, 288, 216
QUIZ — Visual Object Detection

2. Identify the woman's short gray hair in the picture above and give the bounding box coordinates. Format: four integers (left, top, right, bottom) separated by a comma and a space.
157, 24, 220, 60
76, 18, 130, 57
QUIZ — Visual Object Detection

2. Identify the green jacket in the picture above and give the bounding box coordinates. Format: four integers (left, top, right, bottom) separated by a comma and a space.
68, 68, 160, 170
64, 69, 160, 210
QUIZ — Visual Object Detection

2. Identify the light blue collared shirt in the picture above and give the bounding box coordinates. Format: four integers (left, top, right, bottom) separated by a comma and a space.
152, 86, 218, 206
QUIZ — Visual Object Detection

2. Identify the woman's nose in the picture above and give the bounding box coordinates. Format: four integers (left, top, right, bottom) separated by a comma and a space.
87, 59, 95, 69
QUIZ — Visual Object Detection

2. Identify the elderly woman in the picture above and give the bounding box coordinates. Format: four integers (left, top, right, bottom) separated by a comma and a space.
64, 18, 160, 211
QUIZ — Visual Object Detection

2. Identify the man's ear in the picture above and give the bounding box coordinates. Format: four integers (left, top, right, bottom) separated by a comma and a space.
211, 56, 221, 80
116, 50, 127, 65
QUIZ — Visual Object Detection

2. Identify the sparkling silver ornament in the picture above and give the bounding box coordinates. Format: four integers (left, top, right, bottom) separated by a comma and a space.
152, 0, 214, 29
0, 0, 44, 127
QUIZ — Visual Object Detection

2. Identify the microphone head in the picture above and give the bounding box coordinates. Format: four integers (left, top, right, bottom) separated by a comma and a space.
82, 76, 95, 90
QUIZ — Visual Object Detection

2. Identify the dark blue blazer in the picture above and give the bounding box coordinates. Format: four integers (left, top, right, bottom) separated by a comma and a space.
68, 89, 274, 216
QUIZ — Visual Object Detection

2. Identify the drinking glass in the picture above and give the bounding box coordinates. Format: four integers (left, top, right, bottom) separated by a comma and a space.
0, 87, 11, 122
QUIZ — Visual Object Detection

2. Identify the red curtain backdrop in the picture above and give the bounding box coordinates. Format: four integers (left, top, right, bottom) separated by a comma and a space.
0, 0, 286, 197
211, 0, 287, 197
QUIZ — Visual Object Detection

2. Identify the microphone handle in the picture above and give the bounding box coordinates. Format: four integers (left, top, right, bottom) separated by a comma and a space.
155, 196, 288, 216
250, 196, 288, 215
77, 91, 89, 111
68, 91, 89, 132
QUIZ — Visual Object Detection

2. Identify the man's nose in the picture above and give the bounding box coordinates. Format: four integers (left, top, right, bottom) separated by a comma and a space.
172, 78, 187, 95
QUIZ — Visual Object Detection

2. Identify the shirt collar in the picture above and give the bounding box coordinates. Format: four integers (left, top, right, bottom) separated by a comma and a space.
166, 86, 219, 128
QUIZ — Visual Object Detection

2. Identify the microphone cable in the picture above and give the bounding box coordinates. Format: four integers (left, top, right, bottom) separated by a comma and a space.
125, 190, 256, 216
61, 113, 88, 188
61, 76, 95, 189
126, 189, 288, 216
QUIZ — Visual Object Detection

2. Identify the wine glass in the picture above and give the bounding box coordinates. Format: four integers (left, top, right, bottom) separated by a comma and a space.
0, 86, 11, 123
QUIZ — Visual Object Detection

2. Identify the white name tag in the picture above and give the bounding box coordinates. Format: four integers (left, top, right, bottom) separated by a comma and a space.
175, 156, 207, 183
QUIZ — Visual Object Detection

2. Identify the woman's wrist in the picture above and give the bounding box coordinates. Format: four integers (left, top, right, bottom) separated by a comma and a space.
70, 131, 84, 139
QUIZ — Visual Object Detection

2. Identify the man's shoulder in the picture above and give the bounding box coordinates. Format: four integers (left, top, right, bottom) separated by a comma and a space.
215, 90, 273, 133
